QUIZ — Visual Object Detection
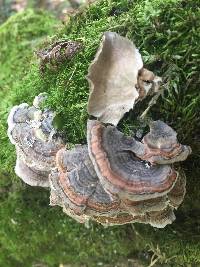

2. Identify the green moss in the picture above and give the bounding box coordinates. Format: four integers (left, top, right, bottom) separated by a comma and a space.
0, 1, 200, 266
0, 9, 58, 179
12, 0, 200, 146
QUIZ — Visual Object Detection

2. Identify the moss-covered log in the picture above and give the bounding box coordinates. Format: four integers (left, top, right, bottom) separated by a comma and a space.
0, 1, 200, 266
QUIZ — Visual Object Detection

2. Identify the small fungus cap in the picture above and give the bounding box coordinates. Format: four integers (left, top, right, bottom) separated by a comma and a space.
141, 120, 192, 164
137, 68, 162, 98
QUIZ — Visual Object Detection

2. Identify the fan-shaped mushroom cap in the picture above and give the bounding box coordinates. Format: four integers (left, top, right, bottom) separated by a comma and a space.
87, 31, 143, 126
7, 93, 48, 143
7, 94, 64, 186
8, 95, 64, 172
7, 103, 37, 144
49, 168, 90, 224
15, 157, 49, 187
140, 120, 192, 164
50, 143, 179, 227
87, 120, 178, 201
10, 120, 63, 172
49, 145, 120, 218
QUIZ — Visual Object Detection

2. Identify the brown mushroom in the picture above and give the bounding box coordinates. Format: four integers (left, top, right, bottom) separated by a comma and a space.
93, 207, 175, 228
87, 120, 178, 201
168, 170, 186, 209
120, 196, 169, 216
137, 68, 162, 99
37, 40, 82, 72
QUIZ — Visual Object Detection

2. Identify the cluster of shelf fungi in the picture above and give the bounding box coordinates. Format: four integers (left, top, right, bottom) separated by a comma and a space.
7, 32, 191, 228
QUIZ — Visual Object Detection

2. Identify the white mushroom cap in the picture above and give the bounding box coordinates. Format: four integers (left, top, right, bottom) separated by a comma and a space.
87, 31, 143, 125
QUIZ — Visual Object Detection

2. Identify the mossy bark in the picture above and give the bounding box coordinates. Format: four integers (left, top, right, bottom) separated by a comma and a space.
0, 1, 200, 266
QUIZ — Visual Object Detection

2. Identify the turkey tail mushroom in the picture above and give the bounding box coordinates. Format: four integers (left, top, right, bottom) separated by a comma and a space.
7, 93, 64, 187
7, 103, 37, 144
49, 145, 121, 221
138, 120, 192, 165
87, 119, 178, 201
49, 139, 180, 227
7, 32, 191, 228
49, 168, 90, 224
15, 157, 50, 187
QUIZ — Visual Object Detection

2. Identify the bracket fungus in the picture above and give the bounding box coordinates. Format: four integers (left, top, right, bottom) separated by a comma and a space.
7, 93, 64, 187
49, 145, 121, 222
7, 32, 191, 228
15, 157, 50, 187
87, 120, 177, 201
87, 32, 162, 125
139, 120, 192, 165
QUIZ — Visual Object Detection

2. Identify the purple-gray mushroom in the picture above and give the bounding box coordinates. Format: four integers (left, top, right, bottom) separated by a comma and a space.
7, 32, 191, 228
138, 120, 192, 165
49, 145, 121, 222
15, 157, 50, 187
86, 119, 188, 227
87, 120, 178, 201
7, 93, 64, 187
50, 144, 177, 227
